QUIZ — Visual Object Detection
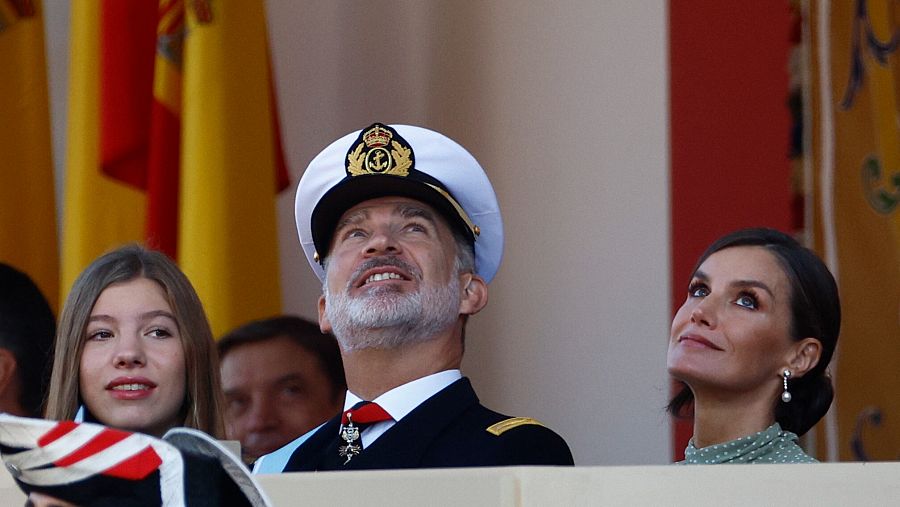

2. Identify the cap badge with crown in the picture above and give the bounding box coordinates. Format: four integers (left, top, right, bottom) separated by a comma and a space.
347, 123, 414, 177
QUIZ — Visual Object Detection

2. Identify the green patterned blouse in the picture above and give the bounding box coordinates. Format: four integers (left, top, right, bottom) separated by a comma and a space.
678, 422, 817, 464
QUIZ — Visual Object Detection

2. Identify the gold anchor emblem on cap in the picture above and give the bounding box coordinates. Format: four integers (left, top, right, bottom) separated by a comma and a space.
347, 124, 413, 177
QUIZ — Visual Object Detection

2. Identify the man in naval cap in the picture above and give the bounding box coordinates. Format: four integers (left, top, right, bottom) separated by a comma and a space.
278, 123, 573, 471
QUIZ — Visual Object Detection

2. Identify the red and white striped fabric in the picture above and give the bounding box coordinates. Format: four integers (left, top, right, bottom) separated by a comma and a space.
0, 414, 185, 505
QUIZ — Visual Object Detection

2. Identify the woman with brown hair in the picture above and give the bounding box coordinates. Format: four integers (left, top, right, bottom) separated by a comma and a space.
667, 228, 840, 463
45, 245, 224, 438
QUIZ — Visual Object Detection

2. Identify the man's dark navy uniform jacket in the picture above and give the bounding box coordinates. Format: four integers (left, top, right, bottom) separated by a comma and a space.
283, 378, 574, 471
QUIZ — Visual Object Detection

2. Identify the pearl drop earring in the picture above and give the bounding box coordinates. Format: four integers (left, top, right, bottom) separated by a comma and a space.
781, 369, 792, 403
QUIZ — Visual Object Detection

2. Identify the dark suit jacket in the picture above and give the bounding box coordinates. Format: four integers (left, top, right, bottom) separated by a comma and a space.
283, 377, 573, 471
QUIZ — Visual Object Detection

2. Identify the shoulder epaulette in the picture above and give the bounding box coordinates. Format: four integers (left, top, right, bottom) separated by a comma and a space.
486, 417, 546, 436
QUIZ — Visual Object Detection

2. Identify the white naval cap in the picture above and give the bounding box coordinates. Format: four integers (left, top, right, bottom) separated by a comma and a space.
294, 123, 504, 283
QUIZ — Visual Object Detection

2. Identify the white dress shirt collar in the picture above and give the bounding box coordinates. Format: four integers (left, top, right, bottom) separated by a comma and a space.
343, 369, 462, 422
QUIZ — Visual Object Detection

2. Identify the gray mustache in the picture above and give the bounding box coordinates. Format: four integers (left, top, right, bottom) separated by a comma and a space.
347, 257, 422, 288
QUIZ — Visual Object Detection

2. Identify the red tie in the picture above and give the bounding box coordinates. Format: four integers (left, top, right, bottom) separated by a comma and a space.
341, 401, 392, 425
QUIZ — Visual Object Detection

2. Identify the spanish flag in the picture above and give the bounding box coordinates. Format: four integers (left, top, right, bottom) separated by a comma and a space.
63, 0, 287, 335
0, 0, 59, 308
62, 0, 146, 299
808, 0, 900, 460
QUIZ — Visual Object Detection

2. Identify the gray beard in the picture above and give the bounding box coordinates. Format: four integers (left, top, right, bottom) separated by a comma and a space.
323, 263, 461, 352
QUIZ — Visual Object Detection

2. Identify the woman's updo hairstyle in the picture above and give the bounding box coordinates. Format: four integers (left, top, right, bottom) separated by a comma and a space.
667, 228, 841, 436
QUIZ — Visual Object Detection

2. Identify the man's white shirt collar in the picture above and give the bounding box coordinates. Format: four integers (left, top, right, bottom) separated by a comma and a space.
342, 369, 462, 447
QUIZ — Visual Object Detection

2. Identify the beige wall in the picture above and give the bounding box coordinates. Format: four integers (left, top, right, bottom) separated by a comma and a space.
45, 1, 671, 465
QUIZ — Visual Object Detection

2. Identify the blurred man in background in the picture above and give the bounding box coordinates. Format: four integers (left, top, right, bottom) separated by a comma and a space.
218, 315, 345, 464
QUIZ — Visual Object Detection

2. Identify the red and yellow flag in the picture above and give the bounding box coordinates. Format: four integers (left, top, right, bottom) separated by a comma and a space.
0, 0, 59, 308
808, 0, 900, 460
63, 0, 287, 335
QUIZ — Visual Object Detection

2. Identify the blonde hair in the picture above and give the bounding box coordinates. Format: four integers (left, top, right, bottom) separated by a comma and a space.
45, 245, 225, 437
